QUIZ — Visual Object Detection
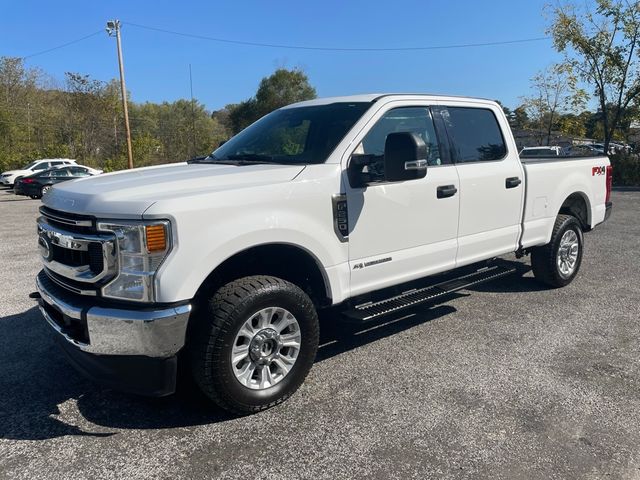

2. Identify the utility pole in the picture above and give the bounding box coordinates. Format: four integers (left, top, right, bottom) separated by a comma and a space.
189, 64, 196, 159
27, 102, 31, 157
106, 20, 133, 169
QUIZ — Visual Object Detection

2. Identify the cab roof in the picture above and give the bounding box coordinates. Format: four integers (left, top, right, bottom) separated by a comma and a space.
284, 93, 497, 108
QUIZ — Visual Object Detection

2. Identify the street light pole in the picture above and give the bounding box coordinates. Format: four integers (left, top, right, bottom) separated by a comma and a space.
106, 20, 133, 169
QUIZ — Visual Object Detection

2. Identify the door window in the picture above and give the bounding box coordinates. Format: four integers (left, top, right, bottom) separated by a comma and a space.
32, 163, 49, 171
356, 107, 443, 166
69, 167, 91, 177
52, 168, 71, 177
440, 107, 506, 162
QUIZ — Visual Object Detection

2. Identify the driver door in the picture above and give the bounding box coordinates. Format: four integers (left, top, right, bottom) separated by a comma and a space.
345, 103, 460, 297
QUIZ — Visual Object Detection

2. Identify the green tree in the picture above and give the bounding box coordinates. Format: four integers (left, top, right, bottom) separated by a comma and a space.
522, 64, 587, 145
549, 0, 640, 150
0, 56, 42, 169
227, 68, 316, 133
511, 105, 531, 130
556, 112, 587, 137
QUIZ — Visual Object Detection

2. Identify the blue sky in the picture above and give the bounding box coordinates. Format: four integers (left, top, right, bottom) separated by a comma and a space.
2, 0, 563, 111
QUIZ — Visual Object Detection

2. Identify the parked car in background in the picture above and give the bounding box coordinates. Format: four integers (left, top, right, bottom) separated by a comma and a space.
14, 165, 99, 199
588, 143, 607, 155
564, 144, 604, 156
1, 159, 77, 187
519, 146, 563, 158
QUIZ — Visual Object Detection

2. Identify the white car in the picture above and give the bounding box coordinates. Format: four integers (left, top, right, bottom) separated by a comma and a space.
1, 159, 77, 186
34, 94, 612, 414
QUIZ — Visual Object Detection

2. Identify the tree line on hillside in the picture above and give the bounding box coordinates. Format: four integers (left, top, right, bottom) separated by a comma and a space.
1, 0, 639, 184
0, 59, 316, 173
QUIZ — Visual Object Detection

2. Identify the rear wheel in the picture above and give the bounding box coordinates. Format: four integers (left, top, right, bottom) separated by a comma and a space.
531, 214, 583, 288
190, 275, 319, 415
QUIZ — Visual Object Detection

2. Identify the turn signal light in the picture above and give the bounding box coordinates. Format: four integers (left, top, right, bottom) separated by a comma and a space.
145, 225, 167, 252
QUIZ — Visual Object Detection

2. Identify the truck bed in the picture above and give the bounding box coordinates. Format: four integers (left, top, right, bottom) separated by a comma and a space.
519, 154, 610, 249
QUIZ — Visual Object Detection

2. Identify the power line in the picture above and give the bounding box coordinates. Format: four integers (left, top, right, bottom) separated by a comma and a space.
22, 30, 103, 59
123, 21, 550, 52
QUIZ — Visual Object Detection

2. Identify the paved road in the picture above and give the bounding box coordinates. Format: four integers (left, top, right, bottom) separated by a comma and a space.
0, 188, 638, 480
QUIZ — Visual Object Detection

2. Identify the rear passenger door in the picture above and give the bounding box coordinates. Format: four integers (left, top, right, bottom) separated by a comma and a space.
438, 104, 524, 267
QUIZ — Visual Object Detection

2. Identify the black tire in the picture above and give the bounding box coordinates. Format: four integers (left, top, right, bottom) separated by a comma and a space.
531, 214, 584, 288
30, 195, 39, 200
190, 275, 319, 415
40, 185, 51, 197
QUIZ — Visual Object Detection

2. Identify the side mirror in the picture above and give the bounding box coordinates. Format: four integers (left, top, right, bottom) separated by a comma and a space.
384, 132, 428, 182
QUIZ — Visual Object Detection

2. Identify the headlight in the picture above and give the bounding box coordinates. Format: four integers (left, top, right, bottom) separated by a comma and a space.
97, 220, 171, 302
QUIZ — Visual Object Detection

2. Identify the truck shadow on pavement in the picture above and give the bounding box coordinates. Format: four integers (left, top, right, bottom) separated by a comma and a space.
0, 262, 541, 440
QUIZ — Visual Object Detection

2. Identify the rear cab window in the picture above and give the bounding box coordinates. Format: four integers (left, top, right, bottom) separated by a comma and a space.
439, 107, 507, 163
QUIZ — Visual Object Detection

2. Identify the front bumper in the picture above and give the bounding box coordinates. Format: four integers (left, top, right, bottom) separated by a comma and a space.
36, 270, 191, 396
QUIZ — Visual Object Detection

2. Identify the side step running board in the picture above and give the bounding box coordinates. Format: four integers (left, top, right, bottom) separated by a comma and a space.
344, 265, 516, 322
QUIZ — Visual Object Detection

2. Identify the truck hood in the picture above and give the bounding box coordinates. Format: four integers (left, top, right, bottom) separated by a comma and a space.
43, 162, 306, 217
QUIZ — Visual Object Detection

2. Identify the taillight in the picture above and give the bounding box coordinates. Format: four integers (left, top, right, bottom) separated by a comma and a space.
605, 165, 613, 203
22, 178, 34, 184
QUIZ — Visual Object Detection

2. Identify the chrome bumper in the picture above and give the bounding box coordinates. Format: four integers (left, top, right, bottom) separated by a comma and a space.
36, 272, 191, 358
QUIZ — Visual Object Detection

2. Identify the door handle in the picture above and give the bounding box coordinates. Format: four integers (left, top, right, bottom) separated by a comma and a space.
437, 184, 458, 199
505, 177, 522, 189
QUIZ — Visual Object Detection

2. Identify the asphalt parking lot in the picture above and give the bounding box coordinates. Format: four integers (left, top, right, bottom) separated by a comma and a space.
0, 187, 638, 480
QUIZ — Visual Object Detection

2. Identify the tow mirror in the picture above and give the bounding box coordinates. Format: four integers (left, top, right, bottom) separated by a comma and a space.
384, 132, 428, 182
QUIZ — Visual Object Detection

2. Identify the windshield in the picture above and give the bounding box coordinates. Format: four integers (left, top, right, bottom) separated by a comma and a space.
22, 161, 38, 170
207, 102, 371, 165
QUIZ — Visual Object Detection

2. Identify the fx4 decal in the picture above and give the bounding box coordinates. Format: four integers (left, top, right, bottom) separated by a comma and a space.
592, 166, 607, 176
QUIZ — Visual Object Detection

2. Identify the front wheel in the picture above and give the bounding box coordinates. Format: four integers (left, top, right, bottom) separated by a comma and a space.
190, 275, 319, 415
40, 185, 52, 197
531, 214, 584, 288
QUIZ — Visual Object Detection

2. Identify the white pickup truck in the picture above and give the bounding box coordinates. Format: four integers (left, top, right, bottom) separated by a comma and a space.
34, 94, 612, 414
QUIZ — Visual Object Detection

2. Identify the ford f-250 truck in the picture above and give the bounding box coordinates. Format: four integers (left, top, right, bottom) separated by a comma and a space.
34, 94, 612, 414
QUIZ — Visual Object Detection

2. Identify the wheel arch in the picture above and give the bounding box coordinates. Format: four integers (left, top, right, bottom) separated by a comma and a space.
558, 191, 591, 230
193, 242, 332, 308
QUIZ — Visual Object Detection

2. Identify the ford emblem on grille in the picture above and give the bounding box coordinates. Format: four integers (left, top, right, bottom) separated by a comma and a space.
38, 234, 53, 262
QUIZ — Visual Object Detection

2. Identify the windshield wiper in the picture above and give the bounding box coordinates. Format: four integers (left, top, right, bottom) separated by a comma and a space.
188, 153, 303, 166
187, 155, 217, 164
223, 154, 277, 163
189, 153, 277, 164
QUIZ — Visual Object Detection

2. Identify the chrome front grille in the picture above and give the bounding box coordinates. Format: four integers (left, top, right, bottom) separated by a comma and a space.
37, 210, 117, 295
39, 206, 94, 233
50, 242, 104, 273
